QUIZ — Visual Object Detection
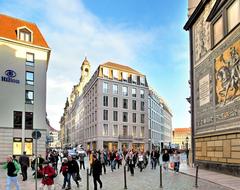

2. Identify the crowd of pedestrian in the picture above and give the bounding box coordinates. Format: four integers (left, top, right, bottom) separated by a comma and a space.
2, 146, 183, 190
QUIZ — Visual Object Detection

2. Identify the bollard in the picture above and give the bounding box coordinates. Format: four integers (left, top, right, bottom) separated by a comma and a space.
87, 168, 89, 190
124, 165, 127, 189
195, 164, 199, 188
160, 165, 163, 188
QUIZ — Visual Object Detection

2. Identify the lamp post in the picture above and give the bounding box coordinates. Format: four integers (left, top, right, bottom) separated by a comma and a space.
185, 136, 189, 165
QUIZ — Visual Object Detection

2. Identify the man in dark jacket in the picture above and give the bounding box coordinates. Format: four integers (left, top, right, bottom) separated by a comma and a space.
67, 155, 80, 189
92, 154, 102, 190
19, 151, 29, 181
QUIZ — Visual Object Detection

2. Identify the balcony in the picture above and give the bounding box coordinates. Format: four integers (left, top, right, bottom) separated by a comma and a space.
118, 135, 133, 141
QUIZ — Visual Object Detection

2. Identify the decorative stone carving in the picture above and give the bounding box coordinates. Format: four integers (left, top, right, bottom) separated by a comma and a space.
194, 0, 215, 63
215, 40, 240, 107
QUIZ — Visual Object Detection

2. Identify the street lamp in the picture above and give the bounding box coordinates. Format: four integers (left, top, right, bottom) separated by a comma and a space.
185, 136, 189, 165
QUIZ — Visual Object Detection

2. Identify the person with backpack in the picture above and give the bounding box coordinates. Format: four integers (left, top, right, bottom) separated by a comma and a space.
60, 158, 69, 189
3, 155, 20, 190
39, 160, 56, 190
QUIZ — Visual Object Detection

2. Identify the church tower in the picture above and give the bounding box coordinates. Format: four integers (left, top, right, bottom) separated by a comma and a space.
76, 57, 91, 95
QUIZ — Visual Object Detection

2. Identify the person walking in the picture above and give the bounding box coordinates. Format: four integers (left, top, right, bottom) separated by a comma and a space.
67, 155, 80, 189
60, 158, 69, 189
3, 155, 20, 190
39, 160, 56, 190
19, 151, 29, 181
173, 150, 180, 173
99, 150, 106, 174
162, 150, 170, 171
126, 150, 135, 176
78, 148, 86, 170
150, 150, 157, 169
92, 154, 102, 190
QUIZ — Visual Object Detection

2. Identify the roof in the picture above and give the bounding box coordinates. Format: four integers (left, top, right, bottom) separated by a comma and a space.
184, 0, 210, 30
174, 128, 191, 133
101, 62, 143, 76
0, 14, 49, 48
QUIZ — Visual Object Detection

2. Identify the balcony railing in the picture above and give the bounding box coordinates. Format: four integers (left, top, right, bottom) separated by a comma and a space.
118, 135, 133, 141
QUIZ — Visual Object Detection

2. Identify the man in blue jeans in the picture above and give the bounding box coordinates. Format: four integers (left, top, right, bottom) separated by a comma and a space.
2, 155, 20, 190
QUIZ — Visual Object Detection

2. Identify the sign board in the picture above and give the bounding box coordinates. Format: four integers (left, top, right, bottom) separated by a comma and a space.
32, 130, 41, 140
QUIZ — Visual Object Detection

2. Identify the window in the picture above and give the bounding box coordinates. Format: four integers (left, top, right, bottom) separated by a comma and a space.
25, 112, 33, 129
103, 67, 109, 77
123, 112, 128, 122
140, 76, 145, 86
141, 114, 145, 123
26, 90, 34, 104
103, 82, 109, 93
13, 138, 22, 155
26, 71, 34, 85
113, 84, 118, 94
26, 53, 34, 66
123, 125, 128, 136
113, 97, 118, 108
132, 88, 136, 97
19, 29, 31, 42
103, 110, 108, 120
122, 72, 128, 81
140, 90, 144, 98
24, 138, 33, 155
227, 0, 240, 32
113, 111, 118, 121
113, 70, 119, 79
132, 113, 136, 123
113, 125, 118, 136
103, 124, 108, 136
95, 111, 97, 121
103, 96, 108, 106
123, 99, 128, 109
141, 101, 145, 111
14, 111, 22, 129
132, 74, 137, 84
133, 126, 137, 137
140, 127, 144, 137
213, 16, 224, 45
122, 86, 128, 96
132, 100, 136, 110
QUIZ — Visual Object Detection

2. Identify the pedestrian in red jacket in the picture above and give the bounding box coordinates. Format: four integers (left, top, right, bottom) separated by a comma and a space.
39, 160, 56, 190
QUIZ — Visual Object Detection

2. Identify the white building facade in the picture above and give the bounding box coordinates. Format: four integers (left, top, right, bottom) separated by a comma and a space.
0, 14, 51, 162
148, 89, 172, 151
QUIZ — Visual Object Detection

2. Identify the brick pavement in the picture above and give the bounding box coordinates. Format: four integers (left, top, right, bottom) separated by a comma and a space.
0, 161, 231, 190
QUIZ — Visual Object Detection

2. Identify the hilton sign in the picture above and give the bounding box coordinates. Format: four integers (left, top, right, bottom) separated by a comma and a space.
1, 70, 20, 84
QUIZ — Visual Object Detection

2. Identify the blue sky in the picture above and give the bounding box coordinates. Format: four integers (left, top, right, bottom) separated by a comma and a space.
0, 0, 190, 130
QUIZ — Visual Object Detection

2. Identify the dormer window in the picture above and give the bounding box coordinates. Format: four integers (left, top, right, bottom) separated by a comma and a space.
103, 67, 109, 78
17, 26, 33, 43
113, 69, 119, 80
132, 74, 137, 84
122, 72, 128, 82
140, 76, 145, 86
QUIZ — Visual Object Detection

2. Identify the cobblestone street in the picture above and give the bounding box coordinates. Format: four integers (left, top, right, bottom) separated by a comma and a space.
0, 161, 231, 190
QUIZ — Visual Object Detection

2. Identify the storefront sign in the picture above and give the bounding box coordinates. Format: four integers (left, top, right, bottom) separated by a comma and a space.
1, 70, 20, 84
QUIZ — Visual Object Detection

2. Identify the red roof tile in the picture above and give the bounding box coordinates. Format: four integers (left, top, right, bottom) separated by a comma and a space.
0, 14, 49, 48
174, 128, 191, 133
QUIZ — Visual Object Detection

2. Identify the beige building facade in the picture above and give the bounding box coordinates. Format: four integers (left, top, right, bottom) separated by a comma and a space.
184, 0, 240, 176
0, 14, 51, 162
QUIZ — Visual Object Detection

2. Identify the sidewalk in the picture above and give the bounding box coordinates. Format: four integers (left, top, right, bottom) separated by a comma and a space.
179, 163, 240, 190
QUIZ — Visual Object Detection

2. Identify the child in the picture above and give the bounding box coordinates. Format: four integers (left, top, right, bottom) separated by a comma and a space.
60, 158, 69, 189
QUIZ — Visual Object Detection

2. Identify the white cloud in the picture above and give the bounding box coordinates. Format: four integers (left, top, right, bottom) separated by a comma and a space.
21, 0, 156, 129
